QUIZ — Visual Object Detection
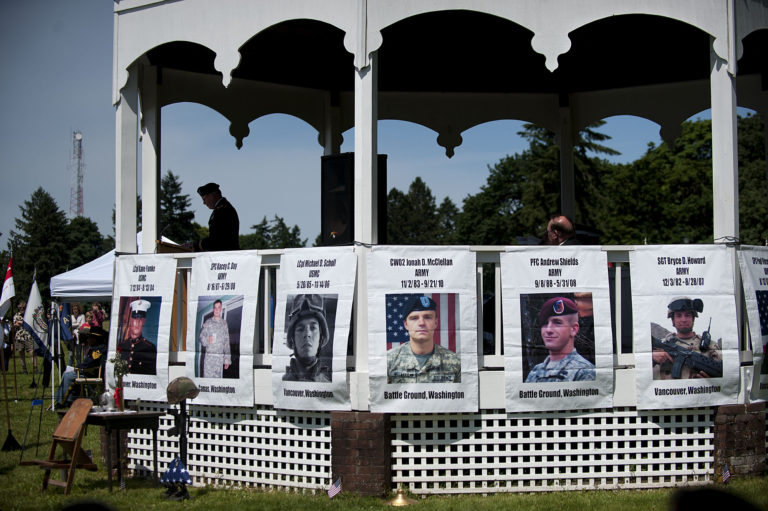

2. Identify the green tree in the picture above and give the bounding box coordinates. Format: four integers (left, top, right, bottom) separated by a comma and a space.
737, 113, 768, 245
386, 177, 458, 244
66, 216, 105, 269
455, 121, 617, 245
240, 215, 306, 249
598, 120, 714, 244
7, 187, 69, 299
160, 170, 198, 244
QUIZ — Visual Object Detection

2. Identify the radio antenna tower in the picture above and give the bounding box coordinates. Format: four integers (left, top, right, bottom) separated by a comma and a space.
69, 131, 85, 217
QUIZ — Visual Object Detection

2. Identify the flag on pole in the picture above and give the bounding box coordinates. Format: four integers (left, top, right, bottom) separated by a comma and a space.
327, 477, 342, 498
722, 463, 731, 483
23, 279, 52, 363
0, 258, 13, 320
49, 302, 73, 343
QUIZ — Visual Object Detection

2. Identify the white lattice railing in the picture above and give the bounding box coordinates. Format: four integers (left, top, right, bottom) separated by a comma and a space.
391, 408, 715, 493
130, 403, 332, 491
127, 405, 717, 493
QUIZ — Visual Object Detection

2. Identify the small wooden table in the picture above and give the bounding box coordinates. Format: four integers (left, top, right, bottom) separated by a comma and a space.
60, 409, 164, 491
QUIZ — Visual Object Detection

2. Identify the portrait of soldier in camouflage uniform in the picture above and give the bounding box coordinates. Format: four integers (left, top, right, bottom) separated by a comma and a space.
651, 296, 722, 380
387, 295, 461, 384
524, 296, 595, 383
282, 294, 335, 382
198, 299, 232, 378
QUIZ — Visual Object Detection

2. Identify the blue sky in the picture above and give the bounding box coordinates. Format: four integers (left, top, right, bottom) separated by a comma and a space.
0, 0, 668, 253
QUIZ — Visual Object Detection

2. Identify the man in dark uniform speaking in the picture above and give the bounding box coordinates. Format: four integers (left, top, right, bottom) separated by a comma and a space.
194, 182, 239, 252
117, 299, 157, 375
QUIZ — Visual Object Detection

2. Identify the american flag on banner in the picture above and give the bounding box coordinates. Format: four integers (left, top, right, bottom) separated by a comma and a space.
756, 290, 768, 336
385, 293, 457, 352
327, 476, 341, 498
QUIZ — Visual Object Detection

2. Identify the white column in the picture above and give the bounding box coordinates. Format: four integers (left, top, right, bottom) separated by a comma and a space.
115, 65, 139, 254
710, 42, 745, 354
140, 65, 161, 254
558, 104, 576, 219
710, 45, 739, 241
351, 51, 378, 409
354, 53, 378, 245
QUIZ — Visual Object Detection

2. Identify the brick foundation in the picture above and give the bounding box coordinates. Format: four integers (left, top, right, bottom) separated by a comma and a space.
331, 411, 392, 496
713, 402, 766, 479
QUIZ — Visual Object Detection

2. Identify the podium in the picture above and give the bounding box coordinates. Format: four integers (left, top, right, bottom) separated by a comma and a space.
156, 240, 192, 254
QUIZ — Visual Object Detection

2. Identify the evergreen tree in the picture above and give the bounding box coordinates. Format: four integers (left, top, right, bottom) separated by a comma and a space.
386, 177, 457, 244
240, 215, 306, 249
66, 216, 105, 269
160, 170, 198, 244
7, 187, 69, 299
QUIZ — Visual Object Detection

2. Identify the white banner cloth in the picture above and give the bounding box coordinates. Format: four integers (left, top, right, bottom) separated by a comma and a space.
737, 246, 768, 401
108, 254, 177, 402
501, 246, 614, 411
186, 251, 260, 406
272, 247, 356, 411
630, 245, 739, 409
367, 246, 478, 413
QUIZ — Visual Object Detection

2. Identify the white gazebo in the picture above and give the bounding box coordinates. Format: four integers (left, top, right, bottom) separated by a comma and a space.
113, 0, 767, 257
111, 0, 768, 493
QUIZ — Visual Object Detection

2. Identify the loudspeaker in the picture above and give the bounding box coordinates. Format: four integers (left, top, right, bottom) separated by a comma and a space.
320, 153, 387, 246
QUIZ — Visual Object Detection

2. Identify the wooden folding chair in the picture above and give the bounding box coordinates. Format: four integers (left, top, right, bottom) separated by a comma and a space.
20, 398, 98, 495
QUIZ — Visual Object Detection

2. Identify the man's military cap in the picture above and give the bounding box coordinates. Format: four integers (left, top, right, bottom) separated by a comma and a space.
130, 299, 151, 317
403, 295, 437, 317
85, 325, 107, 343
197, 182, 220, 196
538, 297, 578, 324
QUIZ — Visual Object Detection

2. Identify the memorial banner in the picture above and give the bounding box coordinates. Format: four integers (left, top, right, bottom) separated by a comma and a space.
186, 251, 260, 406
272, 247, 356, 411
737, 246, 768, 401
108, 254, 177, 402
501, 246, 614, 411
630, 245, 739, 409
368, 246, 478, 413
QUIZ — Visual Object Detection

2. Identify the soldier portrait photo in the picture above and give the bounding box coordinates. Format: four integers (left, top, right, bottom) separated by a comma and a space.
194, 295, 242, 379
651, 296, 723, 380
116, 296, 160, 375
386, 293, 461, 384
281, 294, 337, 383
521, 293, 596, 382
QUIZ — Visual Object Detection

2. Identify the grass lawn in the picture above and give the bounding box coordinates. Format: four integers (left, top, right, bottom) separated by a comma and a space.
1, 355, 766, 511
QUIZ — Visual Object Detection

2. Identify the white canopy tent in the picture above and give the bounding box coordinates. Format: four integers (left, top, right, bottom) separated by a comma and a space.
50, 233, 177, 301
50, 249, 114, 301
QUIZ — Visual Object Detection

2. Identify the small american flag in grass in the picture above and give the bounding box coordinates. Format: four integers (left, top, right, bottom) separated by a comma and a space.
722, 463, 731, 483
327, 477, 341, 498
